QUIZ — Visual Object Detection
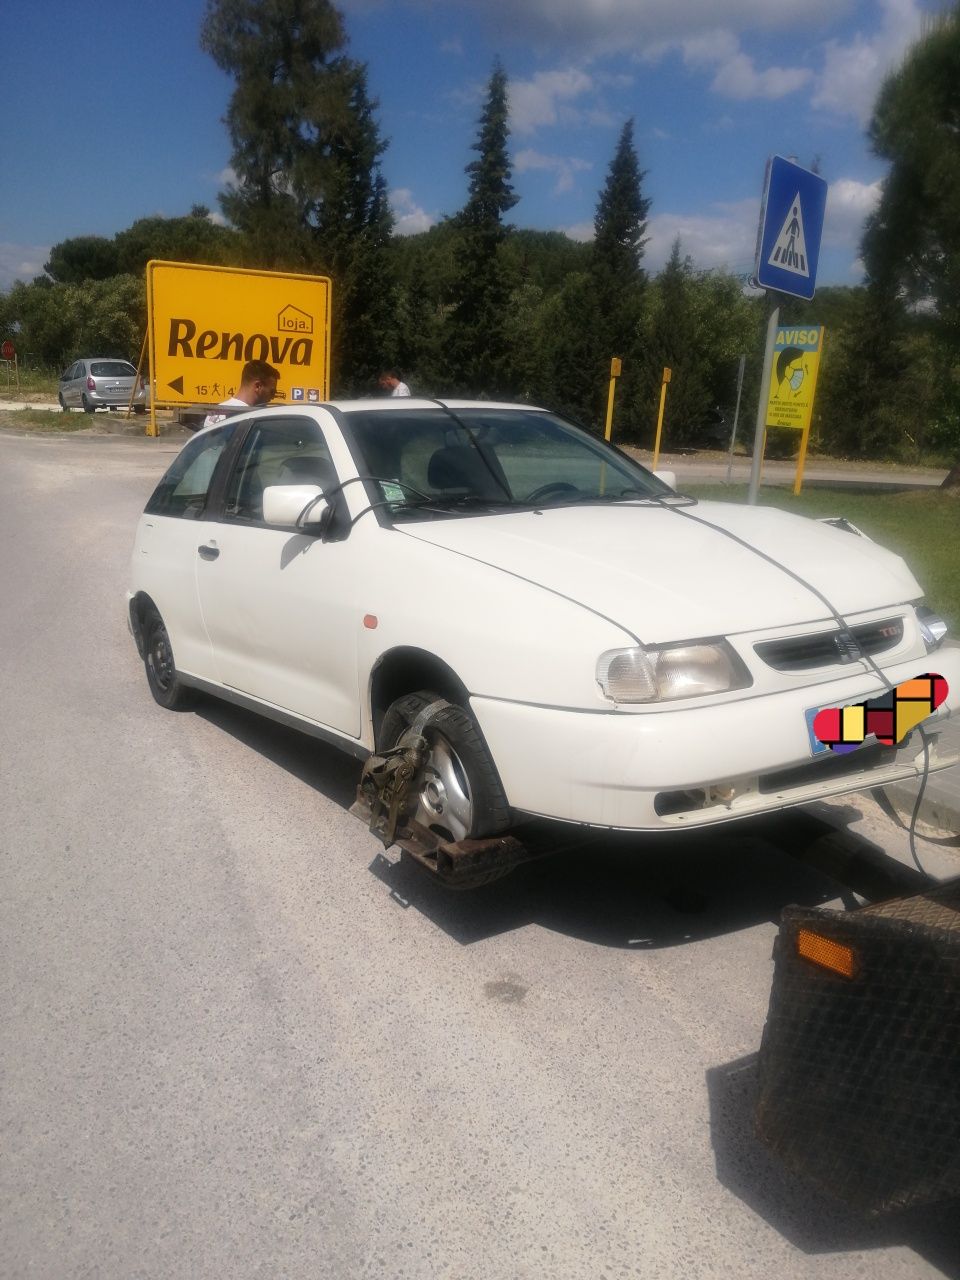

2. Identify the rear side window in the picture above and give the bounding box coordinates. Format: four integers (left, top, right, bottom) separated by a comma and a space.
145, 425, 235, 519
91, 361, 136, 377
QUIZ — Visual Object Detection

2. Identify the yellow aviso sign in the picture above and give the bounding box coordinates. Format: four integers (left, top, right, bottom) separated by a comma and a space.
146, 261, 332, 409
765, 325, 823, 431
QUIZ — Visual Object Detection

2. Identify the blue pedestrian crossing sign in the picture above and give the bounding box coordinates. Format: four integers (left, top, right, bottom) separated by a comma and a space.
755, 156, 828, 300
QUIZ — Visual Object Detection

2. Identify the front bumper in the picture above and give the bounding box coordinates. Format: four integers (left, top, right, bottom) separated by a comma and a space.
470, 647, 960, 830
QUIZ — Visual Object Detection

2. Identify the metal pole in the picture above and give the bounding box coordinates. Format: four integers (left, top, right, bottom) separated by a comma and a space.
747, 295, 780, 505
725, 354, 746, 484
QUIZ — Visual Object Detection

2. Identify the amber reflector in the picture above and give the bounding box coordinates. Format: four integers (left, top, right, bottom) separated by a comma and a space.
796, 929, 857, 979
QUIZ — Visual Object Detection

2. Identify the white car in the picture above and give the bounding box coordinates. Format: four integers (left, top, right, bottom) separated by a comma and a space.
127, 399, 958, 862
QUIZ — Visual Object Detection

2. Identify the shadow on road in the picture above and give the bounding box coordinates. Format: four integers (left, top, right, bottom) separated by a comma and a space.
198, 697, 929, 951
707, 1053, 960, 1278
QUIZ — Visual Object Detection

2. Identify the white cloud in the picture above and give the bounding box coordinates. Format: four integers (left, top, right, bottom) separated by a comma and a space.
515, 148, 592, 193
207, 210, 228, 227
562, 220, 595, 242
217, 166, 238, 187
710, 52, 812, 100
677, 29, 811, 101
644, 200, 759, 273
378, 0, 850, 56
0, 243, 50, 291
440, 37, 463, 54
509, 68, 593, 134
813, 0, 925, 122
823, 176, 882, 247
391, 188, 436, 235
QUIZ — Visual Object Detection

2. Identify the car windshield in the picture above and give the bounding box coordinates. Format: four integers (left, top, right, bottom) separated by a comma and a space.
344, 407, 674, 516
90, 361, 136, 378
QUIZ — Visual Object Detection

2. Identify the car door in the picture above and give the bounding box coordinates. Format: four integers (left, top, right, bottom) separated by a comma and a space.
136, 424, 238, 681
61, 363, 79, 406
196, 414, 363, 738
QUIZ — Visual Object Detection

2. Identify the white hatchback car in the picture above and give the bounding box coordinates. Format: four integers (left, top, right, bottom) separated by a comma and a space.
127, 400, 958, 857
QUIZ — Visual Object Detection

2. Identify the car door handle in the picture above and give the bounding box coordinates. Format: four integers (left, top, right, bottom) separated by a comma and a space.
197, 543, 220, 561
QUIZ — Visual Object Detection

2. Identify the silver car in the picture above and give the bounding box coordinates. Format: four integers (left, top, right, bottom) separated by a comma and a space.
58, 358, 146, 414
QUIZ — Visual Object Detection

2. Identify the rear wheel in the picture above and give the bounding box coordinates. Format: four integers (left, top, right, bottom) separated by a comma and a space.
379, 691, 510, 841
81, 395, 95, 414
143, 607, 197, 711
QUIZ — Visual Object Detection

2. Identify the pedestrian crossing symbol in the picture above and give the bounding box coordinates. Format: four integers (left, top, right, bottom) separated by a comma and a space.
755, 156, 827, 299
768, 196, 809, 277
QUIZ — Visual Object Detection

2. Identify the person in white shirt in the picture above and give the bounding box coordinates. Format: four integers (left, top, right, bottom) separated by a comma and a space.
378, 369, 411, 397
203, 359, 280, 427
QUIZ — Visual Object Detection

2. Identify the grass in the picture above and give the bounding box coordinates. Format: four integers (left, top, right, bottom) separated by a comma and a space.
0, 366, 60, 400
686, 483, 960, 634
0, 408, 89, 431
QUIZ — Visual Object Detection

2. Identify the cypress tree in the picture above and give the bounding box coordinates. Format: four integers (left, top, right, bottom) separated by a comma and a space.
446, 62, 519, 395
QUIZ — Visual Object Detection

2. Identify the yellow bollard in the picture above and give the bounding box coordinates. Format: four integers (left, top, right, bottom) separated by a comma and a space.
652, 367, 672, 470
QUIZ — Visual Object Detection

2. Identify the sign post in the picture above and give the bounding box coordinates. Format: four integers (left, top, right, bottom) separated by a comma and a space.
748, 157, 828, 504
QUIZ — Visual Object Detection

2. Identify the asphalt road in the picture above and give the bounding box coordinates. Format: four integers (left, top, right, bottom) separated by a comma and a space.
2, 430, 958, 1280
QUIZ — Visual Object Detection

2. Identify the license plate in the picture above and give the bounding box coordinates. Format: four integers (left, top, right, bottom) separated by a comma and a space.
804, 694, 879, 756
805, 687, 947, 755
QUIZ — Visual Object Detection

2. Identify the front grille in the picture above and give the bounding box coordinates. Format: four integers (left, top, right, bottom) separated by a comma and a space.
754, 617, 903, 672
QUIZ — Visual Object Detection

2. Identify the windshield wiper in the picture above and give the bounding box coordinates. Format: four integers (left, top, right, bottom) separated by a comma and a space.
536, 488, 697, 508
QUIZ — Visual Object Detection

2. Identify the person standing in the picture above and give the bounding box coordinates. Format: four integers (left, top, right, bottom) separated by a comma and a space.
378, 369, 411, 397
203, 360, 280, 427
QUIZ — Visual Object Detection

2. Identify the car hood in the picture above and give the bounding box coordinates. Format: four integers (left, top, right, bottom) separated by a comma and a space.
398, 500, 922, 642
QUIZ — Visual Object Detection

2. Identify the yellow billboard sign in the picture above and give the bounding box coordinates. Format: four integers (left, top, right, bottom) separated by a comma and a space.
146, 261, 332, 407
765, 325, 823, 430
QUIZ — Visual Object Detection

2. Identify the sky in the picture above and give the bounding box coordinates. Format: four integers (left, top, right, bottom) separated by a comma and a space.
0, 0, 943, 293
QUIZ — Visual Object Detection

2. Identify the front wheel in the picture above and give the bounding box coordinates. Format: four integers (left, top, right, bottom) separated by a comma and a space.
143, 607, 197, 711
379, 691, 511, 841
59, 394, 70, 413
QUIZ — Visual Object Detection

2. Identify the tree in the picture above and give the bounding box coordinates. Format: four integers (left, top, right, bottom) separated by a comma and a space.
45, 236, 119, 284
1, 275, 144, 367
201, 0, 393, 391
113, 211, 242, 276
862, 7, 960, 483
588, 119, 651, 431
312, 67, 396, 392
446, 62, 519, 395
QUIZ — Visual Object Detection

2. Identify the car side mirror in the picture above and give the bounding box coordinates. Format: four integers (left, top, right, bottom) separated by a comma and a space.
262, 484, 332, 533
653, 469, 676, 490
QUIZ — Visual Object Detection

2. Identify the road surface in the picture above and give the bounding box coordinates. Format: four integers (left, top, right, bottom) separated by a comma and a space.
1, 431, 957, 1279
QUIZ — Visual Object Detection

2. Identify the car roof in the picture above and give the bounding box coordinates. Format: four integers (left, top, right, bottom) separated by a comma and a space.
327, 398, 546, 413
189, 398, 551, 439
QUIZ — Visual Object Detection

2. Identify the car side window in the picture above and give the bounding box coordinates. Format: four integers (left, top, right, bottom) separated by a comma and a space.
144, 425, 236, 519
222, 417, 336, 523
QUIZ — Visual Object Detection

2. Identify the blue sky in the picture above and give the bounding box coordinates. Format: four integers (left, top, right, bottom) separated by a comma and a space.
0, 0, 940, 292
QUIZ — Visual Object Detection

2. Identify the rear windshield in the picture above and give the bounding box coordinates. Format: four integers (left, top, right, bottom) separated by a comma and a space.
91, 361, 136, 377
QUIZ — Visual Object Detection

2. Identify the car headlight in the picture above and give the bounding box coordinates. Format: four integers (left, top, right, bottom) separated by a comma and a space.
916, 605, 948, 651
596, 641, 752, 703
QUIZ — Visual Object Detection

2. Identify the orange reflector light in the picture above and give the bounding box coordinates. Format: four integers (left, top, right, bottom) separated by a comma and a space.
363, 614, 378, 629
796, 929, 857, 979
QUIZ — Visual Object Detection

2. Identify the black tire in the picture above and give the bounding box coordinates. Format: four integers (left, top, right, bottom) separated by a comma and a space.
133, 404, 146, 415
142, 607, 197, 711
81, 395, 95, 414
379, 690, 511, 840
59, 394, 70, 413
